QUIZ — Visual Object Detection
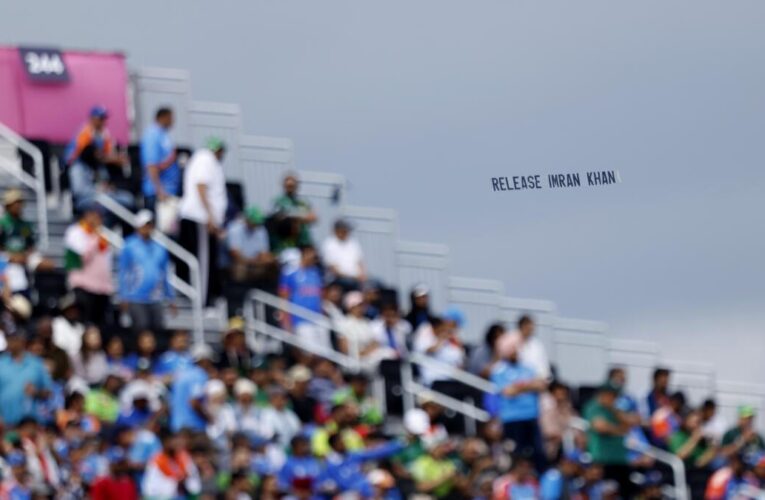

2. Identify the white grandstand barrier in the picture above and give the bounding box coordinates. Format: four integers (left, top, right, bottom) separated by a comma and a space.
553, 317, 609, 386
94, 193, 205, 345
0, 121, 49, 250
403, 379, 491, 425
189, 100, 243, 180
396, 240, 450, 312
448, 276, 504, 345
340, 205, 399, 286
132, 67, 193, 145
239, 134, 294, 209
298, 170, 346, 242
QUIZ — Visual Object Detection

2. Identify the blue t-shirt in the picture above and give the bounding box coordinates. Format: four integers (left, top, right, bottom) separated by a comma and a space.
140, 123, 180, 197
0, 353, 52, 425
488, 361, 540, 423
279, 266, 323, 326
170, 364, 208, 432
118, 234, 174, 304
227, 219, 270, 259
154, 350, 192, 377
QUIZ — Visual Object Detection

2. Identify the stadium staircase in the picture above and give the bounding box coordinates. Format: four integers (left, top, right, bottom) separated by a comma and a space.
0, 65, 763, 432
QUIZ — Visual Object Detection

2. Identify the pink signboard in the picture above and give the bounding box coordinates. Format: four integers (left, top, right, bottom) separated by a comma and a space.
0, 46, 130, 145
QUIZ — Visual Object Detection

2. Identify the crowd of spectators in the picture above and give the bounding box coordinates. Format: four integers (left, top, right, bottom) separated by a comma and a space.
0, 104, 760, 499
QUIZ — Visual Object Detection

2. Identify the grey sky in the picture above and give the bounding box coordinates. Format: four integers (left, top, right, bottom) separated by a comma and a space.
1, 0, 764, 382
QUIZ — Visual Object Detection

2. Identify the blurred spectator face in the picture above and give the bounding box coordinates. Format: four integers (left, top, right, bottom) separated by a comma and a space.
460, 437, 488, 464
27, 337, 44, 356
83, 326, 102, 350
137, 330, 157, 354
414, 293, 429, 309
683, 410, 701, 432
300, 246, 317, 267
482, 419, 503, 443
236, 390, 254, 408
104, 374, 123, 394
598, 389, 617, 408
433, 320, 451, 339
83, 209, 103, 228
334, 225, 350, 241
90, 114, 106, 131
324, 283, 343, 305
583, 463, 604, 483
314, 359, 334, 379
430, 441, 452, 460
7, 199, 22, 218
669, 392, 686, 413
350, 377, 368, 398
157, 109, 174, 129
270, 390, 288, 410
701, 400, 717, 421
36, 317, 53, 340
106, 336, 124, 358
137, 221, 154, 239
63, 303, 81, 322
513, 457, 535, 482
422, 401, 443, 421
284, 175, 299, 196
6, 334, 25, 355
292, 436, 310, 457
609, 368, 626, 388
251, 366, 270, 387
653, 369, 670, 391
169, 331, 190, 352
551, 383, 570, 404
214, 147, 226, 161
381, 305, 400, 327
518, 317, 535, 339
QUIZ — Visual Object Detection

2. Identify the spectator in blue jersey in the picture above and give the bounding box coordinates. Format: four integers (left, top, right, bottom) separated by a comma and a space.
277, 435, 322, 494
169, 343, 217, 432
315, 433, 404, 498
140, 107, 180, 211
117, 210, 176, 335
278, 244, 329, 350
0, 328, 52, 425
154, 330, 192, 381
226, 205, 278, 289
488, 333, 548, 472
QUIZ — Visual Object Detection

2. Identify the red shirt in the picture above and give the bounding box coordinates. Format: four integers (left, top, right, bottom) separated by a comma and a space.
90, 475, 138, 500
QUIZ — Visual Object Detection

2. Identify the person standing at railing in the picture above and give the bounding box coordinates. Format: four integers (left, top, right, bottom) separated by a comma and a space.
583, 382, 633, 496
140, 107, 180, 213
504, 315, 552, 382
487, 333, 548, 473
0, 188, 55, 295
177, 137, 228, 307
278, 244, 329, 350
270, 173, 317, 255
117, 210, 176, 337
65, 106, 135, 217
63, 203, 114, 329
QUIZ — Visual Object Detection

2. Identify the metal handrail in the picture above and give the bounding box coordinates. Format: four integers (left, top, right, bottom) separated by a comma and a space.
566, 416, 689, 500
95, 193, 204, 344
245, 289, 361, 370
408, 351, 498, 395
404, 380, 491, 423
0, 122, 49, 249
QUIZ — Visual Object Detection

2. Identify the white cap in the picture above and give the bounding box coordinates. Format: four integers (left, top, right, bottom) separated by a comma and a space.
205, 379, 227, 397
343, 291, 364, 310
8, 295, 31, 320
130, 380, 152, 401
412, 284, 429, 298
191, 343, 216, 362
234, 378, 257, 396
404, 408, 430, 436
134, 209, 154, 228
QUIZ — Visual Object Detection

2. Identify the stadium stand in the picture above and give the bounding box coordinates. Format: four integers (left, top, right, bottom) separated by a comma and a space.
0, 45, 762, 498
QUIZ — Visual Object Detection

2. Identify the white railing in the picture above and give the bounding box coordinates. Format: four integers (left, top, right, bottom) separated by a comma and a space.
566, 416, 689, 500
244, 288, 361, 370
0, 121, 49, 249
243, 288, 497, 433
95, 193, 204, 344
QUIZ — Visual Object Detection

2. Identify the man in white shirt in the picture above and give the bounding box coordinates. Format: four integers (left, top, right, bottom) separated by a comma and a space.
52, 293, 85, 357
178, 137, 228, 305
321, 219, 366, 289
504, 315, 551, 381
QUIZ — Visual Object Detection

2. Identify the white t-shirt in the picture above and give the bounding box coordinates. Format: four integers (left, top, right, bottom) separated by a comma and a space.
507, 330, 552, 380
321, 235, 364, 278
179, 149, 228, 226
